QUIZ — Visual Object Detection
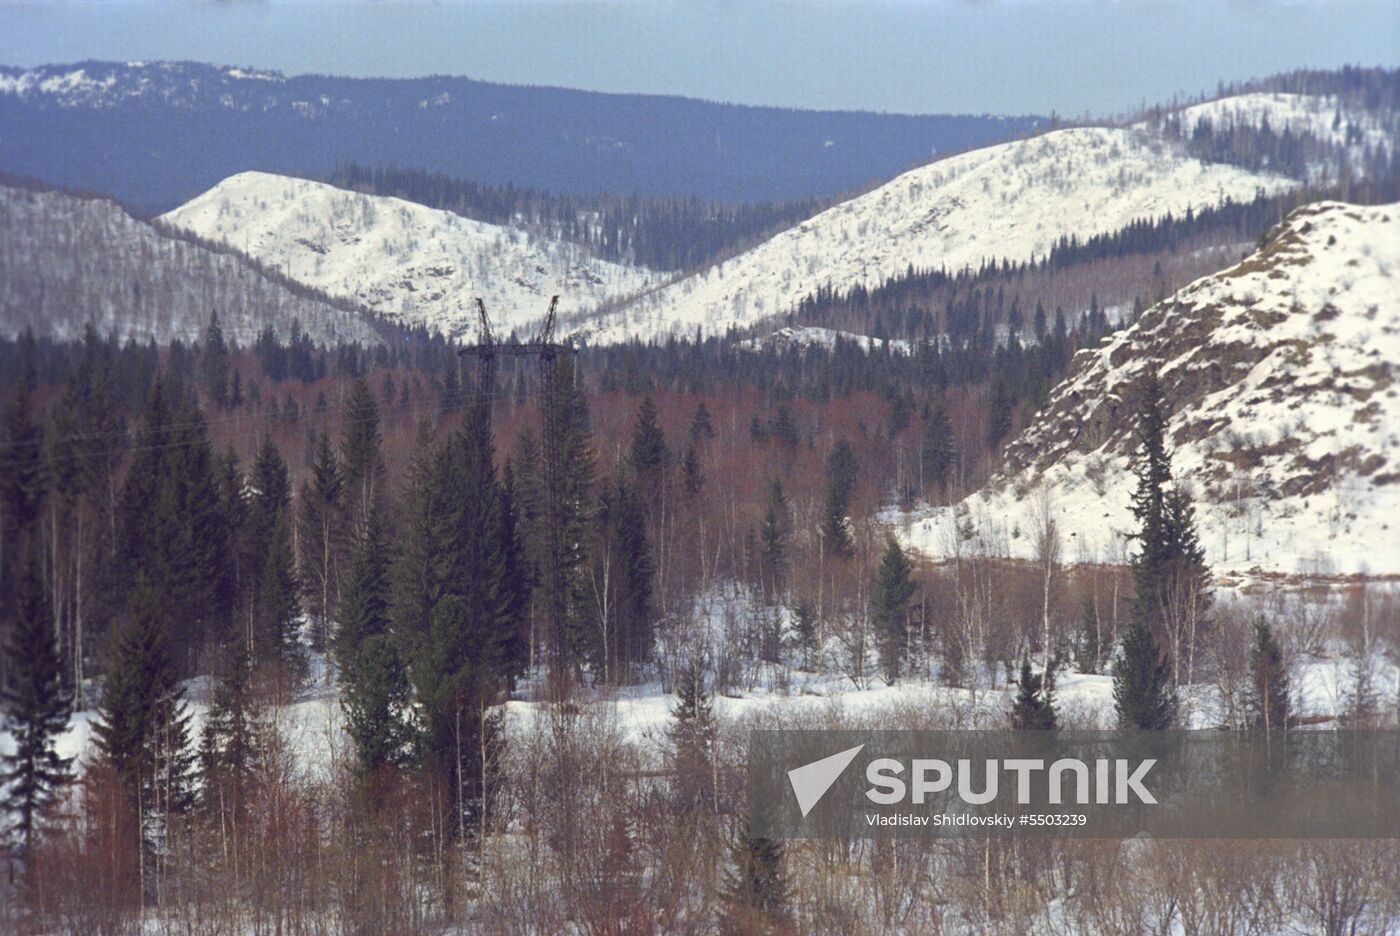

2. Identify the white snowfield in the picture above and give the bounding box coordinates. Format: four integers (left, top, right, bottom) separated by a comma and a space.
739, 325, 913, 355
160, 172, 658, 339
580, 125, 1297, 343
893, 201, 1400, 576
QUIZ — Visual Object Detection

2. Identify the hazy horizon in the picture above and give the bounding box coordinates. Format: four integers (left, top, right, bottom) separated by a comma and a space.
2, 1, 1397, 118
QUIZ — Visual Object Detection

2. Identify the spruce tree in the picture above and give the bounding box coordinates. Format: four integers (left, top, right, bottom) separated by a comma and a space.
338, 508, 411, 772
198, 643, 259, 818
1113, 616, 1175, 730
93, 576, 195, 880
822, 440, 859, 560
759, 478, 788, 599
986, 380, 1014, 453
201, 311, 230, 409
681, 442, 705, 497
551, 358, 597, 669
254, 516, 306, 682
1, 546, 72, 876
720, 821, 791, 934
341, 378, 386, 536
920, 403, 955, 495
688, 401, 716, 447
119, 377, 227, 671
1010, 655, 1057, 730
0, 387, 44, 611
668, 657, 716, 813
629, 394, 668, 482
588, 476, 655, 683
872, 538, 916, 682
1128, 375, 1174, 636
1247, 620, 1290, 731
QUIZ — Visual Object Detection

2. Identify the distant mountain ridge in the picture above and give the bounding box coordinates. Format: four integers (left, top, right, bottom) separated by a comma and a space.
0, 60, 1042, 211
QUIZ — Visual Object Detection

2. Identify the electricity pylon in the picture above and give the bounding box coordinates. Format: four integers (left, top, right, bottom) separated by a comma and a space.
459, 296, 577, 677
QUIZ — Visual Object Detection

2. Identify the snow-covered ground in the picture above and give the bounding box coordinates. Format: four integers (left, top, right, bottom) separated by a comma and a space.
160, 172, 658, 339
1146, 92, 1395, 180
893, 201, 1400, 576
9, 585, 1392, 782
738, 326, 914, 355
580, 124, 1296, 343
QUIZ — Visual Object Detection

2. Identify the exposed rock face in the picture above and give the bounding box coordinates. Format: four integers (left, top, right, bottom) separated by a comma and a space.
898, 201, 1400, 576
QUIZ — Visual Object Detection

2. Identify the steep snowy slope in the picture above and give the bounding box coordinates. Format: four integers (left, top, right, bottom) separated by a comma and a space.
160, 172, 657, 338
893, 201, 1400, 576
580, 126, 1296, 343
0, 183, 383, 346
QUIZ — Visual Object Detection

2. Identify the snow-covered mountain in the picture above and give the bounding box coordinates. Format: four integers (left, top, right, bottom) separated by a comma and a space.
894, 201, 1400, 576
579, 125, 1297, 343
160, 172, 657, 339
0, 182, 383, 346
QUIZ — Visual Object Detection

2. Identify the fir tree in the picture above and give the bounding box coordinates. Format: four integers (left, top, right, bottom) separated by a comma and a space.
1010, 655, 1057, 730
681, 442, 705, 497
688, 401, 716, 447
198, 643, 259, 819
1113, 616, 1176, 730
550, 358, 597, 670
588, 476, 655, 683
669, 657, 716, 812
254, 516, 306, 682
872, 538, 915, 682
338, 507, 411, 772
759, 478, 788, 599
919, 403, 955, 495
1128, 375, 1174, 636
720, 821, 791, 935
201, 311, 230, 409
822, 440, 858, 560
0, 387, 44, 610
93, 576, 195, 885
1, 546, 72, 876
986, 380, 1014, 452
341, 378, 386, 536
1246, 620, 1290, 731
628, 394, 668, 482
119, 377, 227, 671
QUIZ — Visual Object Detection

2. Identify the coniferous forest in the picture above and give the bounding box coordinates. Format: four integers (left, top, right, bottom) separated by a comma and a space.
1, 37, 1399, 935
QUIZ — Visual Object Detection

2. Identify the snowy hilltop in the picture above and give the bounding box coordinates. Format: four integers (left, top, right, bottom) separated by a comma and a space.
160, 172, 657, 339
580, 123, 1297, 343
0, 182, 383, 346
893, 200, 1400, 576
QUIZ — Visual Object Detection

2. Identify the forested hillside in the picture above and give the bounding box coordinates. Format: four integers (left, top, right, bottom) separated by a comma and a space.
0, 179, 386, 347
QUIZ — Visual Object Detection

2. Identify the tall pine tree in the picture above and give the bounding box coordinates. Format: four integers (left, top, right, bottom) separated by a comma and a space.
1247, 620, 1290, 731
872, 538, 915, 682
1, 545, 72, 878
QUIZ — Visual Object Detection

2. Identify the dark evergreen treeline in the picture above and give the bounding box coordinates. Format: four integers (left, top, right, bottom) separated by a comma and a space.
328, 162, 828, 273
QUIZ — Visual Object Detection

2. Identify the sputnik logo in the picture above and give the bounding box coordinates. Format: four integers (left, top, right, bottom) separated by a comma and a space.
787, 744, 865, 817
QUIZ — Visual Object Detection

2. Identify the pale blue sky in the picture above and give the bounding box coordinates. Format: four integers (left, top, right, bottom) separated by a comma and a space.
1, 1, 1396, 116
